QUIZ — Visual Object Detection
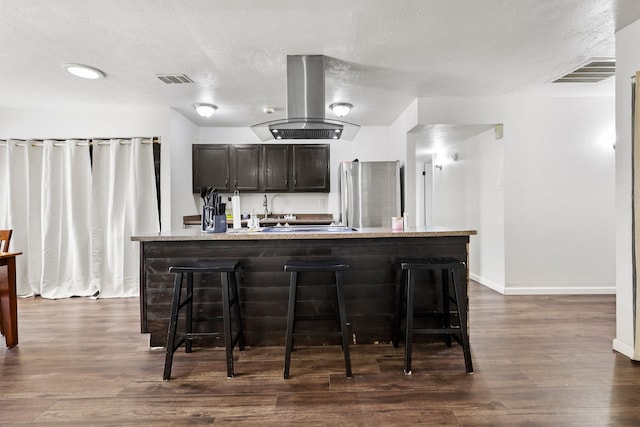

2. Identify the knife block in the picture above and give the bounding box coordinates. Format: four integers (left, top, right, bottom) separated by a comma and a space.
202, 206, 227, 233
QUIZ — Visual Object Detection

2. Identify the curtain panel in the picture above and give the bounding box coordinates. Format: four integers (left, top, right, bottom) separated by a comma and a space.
0, 137, 159, 298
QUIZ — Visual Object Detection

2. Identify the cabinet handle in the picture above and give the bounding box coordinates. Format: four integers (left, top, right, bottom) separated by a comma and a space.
285, 179, 288, 186
234, 179, 237, 187
225, 179, 228, 187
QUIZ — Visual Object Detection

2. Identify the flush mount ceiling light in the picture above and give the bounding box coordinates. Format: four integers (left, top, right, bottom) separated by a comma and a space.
62, 63, 105, 79
193, 103, 218, 118
329, 102, 353, 117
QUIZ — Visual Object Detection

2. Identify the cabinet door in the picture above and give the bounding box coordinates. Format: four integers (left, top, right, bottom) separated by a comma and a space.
192, 145, 230, 193
232, 145, 261, 191
292, 144, 330, 192
263, 145, 290, 191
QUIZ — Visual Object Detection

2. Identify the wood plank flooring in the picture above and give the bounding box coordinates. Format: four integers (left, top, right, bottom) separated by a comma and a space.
1, 282, 639, 426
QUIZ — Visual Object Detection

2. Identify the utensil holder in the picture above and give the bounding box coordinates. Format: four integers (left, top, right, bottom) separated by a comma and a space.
202, 206, 227, 233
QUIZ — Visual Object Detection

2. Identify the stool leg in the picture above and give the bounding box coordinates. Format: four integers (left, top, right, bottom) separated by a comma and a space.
392, 269, 405, 348
221, 271, 235, 378
451, 268, 473, 374
230, 270, 245, 351
404, 268, 415, 375
441, 269, 452, 348
335, 271, 352, 378
185, 272, 194, 353
164, 272, 183, 380
283, 271, 298, 379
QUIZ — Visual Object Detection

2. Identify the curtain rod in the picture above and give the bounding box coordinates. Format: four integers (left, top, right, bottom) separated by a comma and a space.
0, 137, 160, 147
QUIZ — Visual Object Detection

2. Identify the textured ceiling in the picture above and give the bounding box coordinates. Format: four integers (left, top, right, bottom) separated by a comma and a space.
0, 0, 636, 128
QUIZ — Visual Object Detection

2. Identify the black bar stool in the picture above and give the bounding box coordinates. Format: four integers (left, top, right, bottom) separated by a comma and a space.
163, 260, 244, 380
283, 259, 352, 379
393, 257, 473, 375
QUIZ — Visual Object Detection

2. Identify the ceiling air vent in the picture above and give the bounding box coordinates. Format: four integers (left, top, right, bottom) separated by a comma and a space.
154, 74, 194, 84
552, 58, 615, 83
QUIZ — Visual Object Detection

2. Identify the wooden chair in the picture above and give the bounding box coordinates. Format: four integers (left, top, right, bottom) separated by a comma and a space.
0, 229, 12, 337
0, 229, 11, 252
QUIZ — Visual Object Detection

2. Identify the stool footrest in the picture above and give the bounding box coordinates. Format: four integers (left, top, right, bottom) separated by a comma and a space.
412, 327, 462, 335
294, 314, 339, 321
292, 331, 343, 337
181, 332, 225, 339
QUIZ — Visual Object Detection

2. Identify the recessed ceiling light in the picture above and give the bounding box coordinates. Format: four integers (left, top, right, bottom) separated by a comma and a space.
63, 63, 105, 79
193, 103, 218, 118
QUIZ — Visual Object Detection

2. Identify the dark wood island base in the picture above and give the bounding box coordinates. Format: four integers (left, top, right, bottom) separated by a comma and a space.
133, 227, 476, 348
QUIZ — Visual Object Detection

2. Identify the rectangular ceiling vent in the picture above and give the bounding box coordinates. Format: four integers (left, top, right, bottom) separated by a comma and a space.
552, 58, 615, 83
154, 74, 194, 84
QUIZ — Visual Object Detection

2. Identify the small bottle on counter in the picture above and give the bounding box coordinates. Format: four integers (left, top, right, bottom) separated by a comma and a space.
403, 211, 408, 230
226, 197, 233, 220
248, 210, 259, 231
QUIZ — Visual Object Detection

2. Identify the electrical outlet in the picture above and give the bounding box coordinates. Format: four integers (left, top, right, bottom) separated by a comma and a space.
319, 198, 326, 207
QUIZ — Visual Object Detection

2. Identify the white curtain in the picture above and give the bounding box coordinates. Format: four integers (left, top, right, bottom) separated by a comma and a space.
1, 139, 48, 297
40, 140, 94, 298
91, 138, 159, 298
0, 137, 159, 299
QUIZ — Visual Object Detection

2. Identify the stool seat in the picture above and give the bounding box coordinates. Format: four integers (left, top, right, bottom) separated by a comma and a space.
399, 257, 464, 270
394, 257, 473, 375
283, 258, 352, 379
163, 259, 244, 380
284, 259, 350, 272
169, 260, 240, 273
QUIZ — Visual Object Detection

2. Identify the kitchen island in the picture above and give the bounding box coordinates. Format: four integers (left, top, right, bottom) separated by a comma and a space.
133, 227, 476, 347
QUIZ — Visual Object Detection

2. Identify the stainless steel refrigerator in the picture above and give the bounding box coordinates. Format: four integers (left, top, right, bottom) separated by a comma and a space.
339, 161, 402, 228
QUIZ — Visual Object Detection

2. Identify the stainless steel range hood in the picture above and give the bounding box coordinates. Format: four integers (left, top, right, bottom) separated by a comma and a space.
251, 55, 360, 141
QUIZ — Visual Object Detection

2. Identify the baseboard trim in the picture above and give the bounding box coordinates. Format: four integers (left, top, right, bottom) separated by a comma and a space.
470, 274, 615, 295
504, 285, 616, 295
613, 338, 636, 360
470, 273, 505, 294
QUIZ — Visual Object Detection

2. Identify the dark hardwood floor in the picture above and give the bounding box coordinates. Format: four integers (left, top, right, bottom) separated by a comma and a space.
1, 282, 639, 426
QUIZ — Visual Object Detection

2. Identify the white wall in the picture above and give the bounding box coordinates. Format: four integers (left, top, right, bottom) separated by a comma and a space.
504, 96, 615, 295
413, 97, 506, 292
412, 95, 614, 295
168, 109, 199, 231
469, 130, 505, 291
614, 19, 640, 358
389, 99, 418, 218
0, 106, 173, 230
427, 129, 505, 292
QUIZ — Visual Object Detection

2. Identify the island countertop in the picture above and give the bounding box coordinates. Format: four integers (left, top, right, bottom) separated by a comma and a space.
134, 226, 476, 347
132, 226, 477, 242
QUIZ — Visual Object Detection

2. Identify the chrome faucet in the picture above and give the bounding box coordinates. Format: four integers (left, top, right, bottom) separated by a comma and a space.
263, 194, 269, 218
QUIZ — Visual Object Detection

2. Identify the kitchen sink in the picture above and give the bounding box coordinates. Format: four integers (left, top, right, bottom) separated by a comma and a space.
260, 225, 356, 233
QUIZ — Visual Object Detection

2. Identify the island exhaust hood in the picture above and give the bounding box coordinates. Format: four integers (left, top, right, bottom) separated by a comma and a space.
251, 55, 360, 141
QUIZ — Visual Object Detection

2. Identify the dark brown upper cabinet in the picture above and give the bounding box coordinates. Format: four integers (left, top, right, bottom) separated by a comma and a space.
292, 144, 330, 192
231, 145, 261, 191
192, 143, 330, 193
192, 144, 230, 193
262, 145, 289, 192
